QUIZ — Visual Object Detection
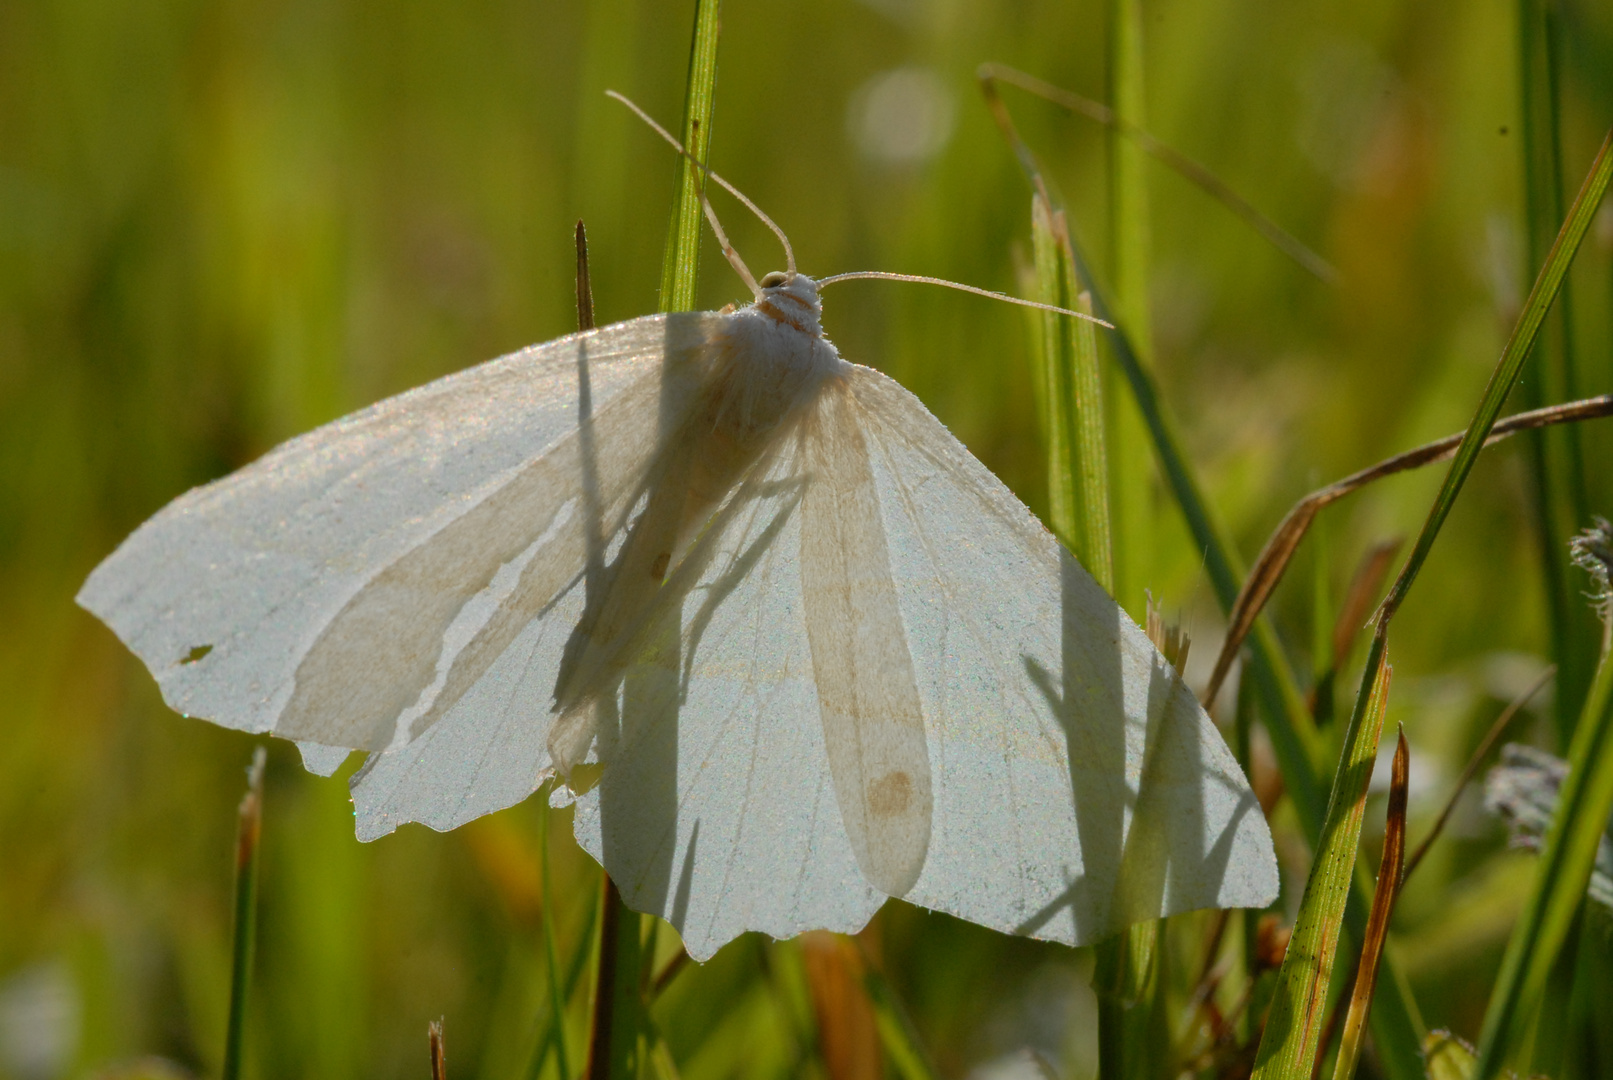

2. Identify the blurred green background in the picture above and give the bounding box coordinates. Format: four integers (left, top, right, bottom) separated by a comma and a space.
3, 0, 1612, 1078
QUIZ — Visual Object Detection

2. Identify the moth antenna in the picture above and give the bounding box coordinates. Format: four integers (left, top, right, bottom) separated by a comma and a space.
699, 187, 762, 296
607, 90, 797, 278
815, 271, 1114, 327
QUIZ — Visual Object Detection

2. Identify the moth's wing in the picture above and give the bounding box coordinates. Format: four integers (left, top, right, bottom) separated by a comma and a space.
797, 376, 931, 898
346, 543, 592, 839
846, 365, 1278, 945
566, 429, 886, 961
79, 312, 724, 752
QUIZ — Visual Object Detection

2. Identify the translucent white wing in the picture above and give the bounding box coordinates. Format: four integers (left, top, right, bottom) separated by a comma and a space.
797, 377, 931, 898
78, 312, 725, 751
846, 365, 1277, 945
349, 357, 1274, 959
568, 431, 886, 960
350, 415, 885, 957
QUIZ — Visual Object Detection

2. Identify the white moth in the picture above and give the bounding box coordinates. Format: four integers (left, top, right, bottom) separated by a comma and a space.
77, 96, 1277, 961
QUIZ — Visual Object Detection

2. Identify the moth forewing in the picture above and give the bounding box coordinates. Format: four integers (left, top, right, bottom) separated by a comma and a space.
547, 304, 843, 781
801, 376, 934, 898
75, 316, 678, 749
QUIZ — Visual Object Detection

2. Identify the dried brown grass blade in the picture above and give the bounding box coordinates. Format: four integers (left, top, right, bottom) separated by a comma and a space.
1311, 540, 1403, 726
1328, 726, 1410, 1080
1331, 541, 1403, 672
802, 932, 883, 1080
651, 947, 690, 997
1203, 394, 1613, 706
1146, 594, 1191, 674
430, 1019, 447, 1080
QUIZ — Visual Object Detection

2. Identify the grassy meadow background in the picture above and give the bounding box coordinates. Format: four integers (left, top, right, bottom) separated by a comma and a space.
3, 0, 1613, 1078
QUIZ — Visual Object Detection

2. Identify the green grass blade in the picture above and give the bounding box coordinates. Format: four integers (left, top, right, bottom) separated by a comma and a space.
1104, 0, 1156, 626
657, 0, 722, 314
1251, 645, 1393, 1080
541, 797, 572, 1080
1474, 640, 1613, 1077
1108, 0, 1151, 370
1377, 126, 1613, 623
1030, 196, 1113, 590
864, 965, 941, 1080
1071, 292, 1112, 596
1516, 0, 1594, 745
1033, 177, 1139, 1080
587, 10, 723, 1079
1255, 123, 1613, 1080
1477, 522, 1613, 1076
1030, 196, 1079, 555
1330, 725, 1408, 1080
222, 747, 266, 1080
980, 78, 1426, 1079
527, 886, 604, 1080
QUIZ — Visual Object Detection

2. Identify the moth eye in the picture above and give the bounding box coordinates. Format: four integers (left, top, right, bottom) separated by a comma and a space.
759, 271, 789, 289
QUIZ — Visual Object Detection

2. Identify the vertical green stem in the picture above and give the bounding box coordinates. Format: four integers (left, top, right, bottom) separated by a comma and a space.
1072, 291, 1113, 592
1474, 644, 1613, 1079
1031, 198, 1113, 586
1516, 0, 1594, 742
658, 0, 723, 313
541, 795, 572, 1080
222, 746, 266, 1080
1031, 196, 1080, 553
587, 876, 625, 1080
586, 8, 723, 1080
1106, 0, 1155, 620
1251, 644, 1394, 1080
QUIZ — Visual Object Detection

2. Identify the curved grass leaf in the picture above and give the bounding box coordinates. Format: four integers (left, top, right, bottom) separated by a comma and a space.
1375, 128, 1613, 625
978, 75, 1425, 1080
978, 64, 1334, 283
1253, 124, 1613, 1080
1204, 395, 1613, 707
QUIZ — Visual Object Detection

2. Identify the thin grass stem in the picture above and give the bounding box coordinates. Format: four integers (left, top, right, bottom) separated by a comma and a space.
658, 0, 722, 313
221, 746, 266, 1080
541, 792, 572, 1080
1402, 666, 1554, 883
978, 64, 1335, 282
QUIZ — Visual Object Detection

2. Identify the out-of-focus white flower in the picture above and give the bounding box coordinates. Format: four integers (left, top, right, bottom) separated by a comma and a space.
848, 66, 956, 166
0, 961, 80, 1080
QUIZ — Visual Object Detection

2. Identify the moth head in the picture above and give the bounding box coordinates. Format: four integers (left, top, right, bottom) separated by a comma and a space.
754, 271, 824, 335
